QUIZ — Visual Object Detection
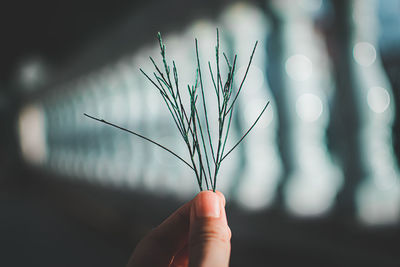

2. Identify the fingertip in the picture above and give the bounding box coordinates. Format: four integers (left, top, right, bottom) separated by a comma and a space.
193, 191, 221, 218
215, 190, 226, 207
194, 190, 225, 206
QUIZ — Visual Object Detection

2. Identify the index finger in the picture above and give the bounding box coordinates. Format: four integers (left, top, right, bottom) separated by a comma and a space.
127, 200, 192, 267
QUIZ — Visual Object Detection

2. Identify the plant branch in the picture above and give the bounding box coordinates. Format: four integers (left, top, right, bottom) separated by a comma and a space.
83, 113, 194, 171
221, 101, 270, 162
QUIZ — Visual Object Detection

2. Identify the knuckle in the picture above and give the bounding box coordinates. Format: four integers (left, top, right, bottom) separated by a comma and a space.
190, 222, 231, 248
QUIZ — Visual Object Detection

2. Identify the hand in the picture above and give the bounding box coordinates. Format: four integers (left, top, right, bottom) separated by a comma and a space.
127, 191, 231, 267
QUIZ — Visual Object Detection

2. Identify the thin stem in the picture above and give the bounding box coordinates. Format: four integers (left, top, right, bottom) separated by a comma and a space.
220, 106, 234, 159
150, 57, 172, 93
84, 113, 194, 171
208, 62, 219, 102
154, 73, 186, 134
226, 41, 258, 115
194, 106, 213, 189
195, 39, 215, 164
221, 101, 270, 162
189, 87, 207, 189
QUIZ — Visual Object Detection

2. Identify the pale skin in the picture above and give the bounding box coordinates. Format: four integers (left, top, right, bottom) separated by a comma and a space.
127, 191, 231, 267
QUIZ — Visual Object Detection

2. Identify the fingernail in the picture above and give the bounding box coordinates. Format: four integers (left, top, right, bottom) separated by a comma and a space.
195, 192, 221, 218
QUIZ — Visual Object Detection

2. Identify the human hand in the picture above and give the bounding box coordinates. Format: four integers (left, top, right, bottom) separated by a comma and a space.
127, 191, 231, 267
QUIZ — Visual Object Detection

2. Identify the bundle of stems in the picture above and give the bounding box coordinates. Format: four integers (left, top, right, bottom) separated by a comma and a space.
85, 29, 269, 192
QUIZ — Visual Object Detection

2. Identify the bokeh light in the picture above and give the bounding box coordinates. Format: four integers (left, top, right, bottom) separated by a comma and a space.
18, 104, 47, 165
353, 42, 377, 67
295, 93, 323, 122
367, 86, 390, 114
285, 54, 313, 81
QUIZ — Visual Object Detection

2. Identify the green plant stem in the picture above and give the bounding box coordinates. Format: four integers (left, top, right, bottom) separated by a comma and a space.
83, 113, 194, 171
221, 101, 270, 162
85, 30, 269, 193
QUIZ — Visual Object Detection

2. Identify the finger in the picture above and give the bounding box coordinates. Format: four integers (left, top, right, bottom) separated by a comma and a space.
188, 191, 231, 267
127, 200, 192, 267
215, 191, 232, 239
170, 245, 189, 267
215, 190, 226, 207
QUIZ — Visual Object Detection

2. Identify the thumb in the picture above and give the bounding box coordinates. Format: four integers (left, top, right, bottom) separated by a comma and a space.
188, 191, 231, 267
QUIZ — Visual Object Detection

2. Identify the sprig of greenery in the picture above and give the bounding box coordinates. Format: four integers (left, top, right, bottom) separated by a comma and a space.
85, 29, 269, 192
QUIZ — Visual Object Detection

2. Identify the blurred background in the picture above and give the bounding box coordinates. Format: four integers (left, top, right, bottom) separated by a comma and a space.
1, 0, 400, 266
